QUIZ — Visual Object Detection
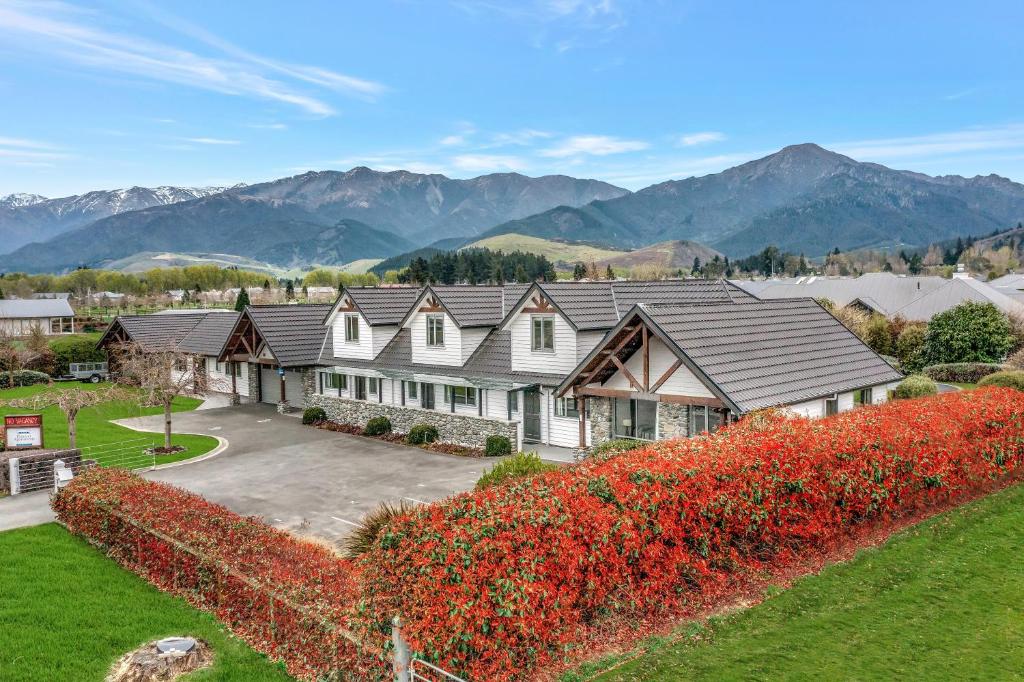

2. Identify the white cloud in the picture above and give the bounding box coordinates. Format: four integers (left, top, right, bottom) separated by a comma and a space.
0, 2, 386, 116
247, 122, 288, 130
679, 131, 726, 147
0, 135, 70, 166
0, 136, 56, 149
182, 137, 240, 145
451, 154, 527, 172
440, 135, 467, 146
540, 134, 648, 157
831, 124, 1024, 161
489, 129, 553, 146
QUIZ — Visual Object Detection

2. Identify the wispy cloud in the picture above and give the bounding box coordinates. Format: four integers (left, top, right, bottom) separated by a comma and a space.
540, 134, 648, 157
454, 0, 626, 51
679, 131, 726, 147
440, 134, 468, 146
451, 154, 527, 172
488, 129, 553, 147
182, 137, 240, 145
0, 1, 386, 116
943, 88, 977, 101
831, 124, 1024, 161
247, 122, 288, 130
0, 135, 70, 166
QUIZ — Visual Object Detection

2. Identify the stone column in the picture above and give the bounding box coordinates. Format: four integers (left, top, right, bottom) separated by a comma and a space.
657, 402, 690, 439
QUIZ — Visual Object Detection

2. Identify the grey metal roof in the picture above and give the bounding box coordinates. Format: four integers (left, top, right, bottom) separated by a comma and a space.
341, 286, 423, 326
101, 313, 207, 351
0, 298, 74, 319
428, 285, 508, 327
642, 298, 903, 412
742, 272, 949, 317
891, 277, 1024, 321
989, 272, 1024, 289
177, 311, 240, 356
246, 304, 332, 367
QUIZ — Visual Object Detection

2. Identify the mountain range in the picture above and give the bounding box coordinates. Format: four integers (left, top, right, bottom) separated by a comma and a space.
3, 144, 1024, 273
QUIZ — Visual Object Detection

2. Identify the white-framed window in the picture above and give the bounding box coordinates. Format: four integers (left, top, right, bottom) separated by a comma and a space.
344, 313, 360, 342
824, 394, 839, 416
368, 377, 379, 395
854, 388, 873, 406
531, 315, 555, 352
406, 381, 418, 399
690, 406, 723, 435
508, 391, 518, 413
215, 360, 225, 374
323, 372, 346, 391
555, 396, 579, 418
426, 314, 445, 346
445, 385, 477, 406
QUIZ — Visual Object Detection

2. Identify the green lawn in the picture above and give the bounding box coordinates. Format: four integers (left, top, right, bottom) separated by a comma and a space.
0, 383, 218, 466
576, 483, 1024, 681
0, 524, 292, 681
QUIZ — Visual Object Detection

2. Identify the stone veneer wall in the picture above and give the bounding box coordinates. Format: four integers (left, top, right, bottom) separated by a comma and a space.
307, 393, 518, 449
0, 448, 85, 494
657, 402, 690, 439
247, 362, 260, 402
588, 397, 613, 444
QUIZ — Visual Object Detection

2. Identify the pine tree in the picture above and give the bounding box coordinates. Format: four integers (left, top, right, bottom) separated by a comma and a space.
605, 265, 615, 280
572, 262, 586, 280
234, 287, 250, 311
691, 257, 702, 277
513, 264, 529, 283
285, 280, 295, 300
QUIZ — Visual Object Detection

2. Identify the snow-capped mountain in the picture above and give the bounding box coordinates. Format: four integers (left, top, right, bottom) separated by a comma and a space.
0, 185, 230, 254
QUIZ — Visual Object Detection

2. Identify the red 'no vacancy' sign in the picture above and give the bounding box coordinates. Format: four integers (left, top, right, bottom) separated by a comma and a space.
4, 414, 44, 449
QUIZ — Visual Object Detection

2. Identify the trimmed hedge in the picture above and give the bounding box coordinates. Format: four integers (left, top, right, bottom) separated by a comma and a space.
476, 452, 558, 490
48, 336, 107, 376
0, 369, 50, 389
406, 423, 438, 445
364, 416, 392, 436
893, 374, 938, 399
923, 362, 1007, 384
978, 371, 1024, 391
302, 407, 327, 425
484, 435, 512, 457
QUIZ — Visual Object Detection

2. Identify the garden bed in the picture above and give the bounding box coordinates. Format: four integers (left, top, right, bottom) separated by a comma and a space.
314, 419, 485, 457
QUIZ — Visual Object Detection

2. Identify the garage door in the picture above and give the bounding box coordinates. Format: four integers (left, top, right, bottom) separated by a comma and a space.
259, 367, 305, 406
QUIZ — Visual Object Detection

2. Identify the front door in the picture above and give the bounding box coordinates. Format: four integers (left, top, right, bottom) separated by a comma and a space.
523, 388, 542, 442
421, 383, 435, 410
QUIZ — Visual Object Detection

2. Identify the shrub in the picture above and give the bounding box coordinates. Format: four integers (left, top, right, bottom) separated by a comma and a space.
484, 434, 512, 457
1008, 347, 1024, 370
406, 423, 438, 445
590, 437, 647, 457
894, 323, 928, 372
363, 416, 392, 436
978, 371, 1024, 391
922, 301, 1014, 365
923, 362, 1006, 384
862, 315, 893, 356
49, 336, 107, 376
342, 500, 413, 559
301, 406, 327, 425
476, 452, 558, 490
356, 389, 1024, 680
892, 374, 938, 399
0, 369, 51, 389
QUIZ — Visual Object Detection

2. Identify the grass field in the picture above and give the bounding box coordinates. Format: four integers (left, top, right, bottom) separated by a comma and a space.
0, 383, 218, 466
573, 482, 1024, 681
463, 234, 626, 264
0, 524, 291, 681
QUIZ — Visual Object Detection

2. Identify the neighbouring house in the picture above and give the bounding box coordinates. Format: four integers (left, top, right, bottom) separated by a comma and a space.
304, 286, 337, 301
0, 298, 75, 336
31, 292, 71, 300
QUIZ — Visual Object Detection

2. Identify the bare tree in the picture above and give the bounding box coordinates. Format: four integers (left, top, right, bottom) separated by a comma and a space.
2, 385, 135, 449
110, 344, 223, 450
0, 326, 49, 388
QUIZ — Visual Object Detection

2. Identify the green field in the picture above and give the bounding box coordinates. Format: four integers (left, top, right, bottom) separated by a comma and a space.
463, 234, 626, 265
0, 383, 218, 466
0, 524, 291, 681
574, 482, 1024, 681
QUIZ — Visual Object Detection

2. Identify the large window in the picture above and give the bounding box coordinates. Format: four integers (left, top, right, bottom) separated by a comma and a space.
49, 317, 72, 334
344, 314, 360, 342
531, 315, 554, 352
508, 391, 518, 413
323, 372, 346, 391
368, 377, 379, 395
554, 396, 579, 418
406, 380, 418, 399
690, 406, 723, 435
613, 398, 657, 440
426, 314, 444, 346
445, 385, 477, 406
824, 394, 839, 416
854, 388, 873, 406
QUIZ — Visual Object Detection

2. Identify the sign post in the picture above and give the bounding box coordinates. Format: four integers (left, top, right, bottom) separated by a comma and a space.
3, 414, 44, 449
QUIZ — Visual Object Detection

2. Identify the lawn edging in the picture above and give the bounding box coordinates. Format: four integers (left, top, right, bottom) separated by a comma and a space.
111, 418, 227, 468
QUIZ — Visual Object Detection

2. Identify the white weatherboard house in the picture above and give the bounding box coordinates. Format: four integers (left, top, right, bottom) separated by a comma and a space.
0, 298, 75, 336
97, 281, 902, 453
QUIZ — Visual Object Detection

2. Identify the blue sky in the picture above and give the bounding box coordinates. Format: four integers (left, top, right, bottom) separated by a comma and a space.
1, 0, 1022, 197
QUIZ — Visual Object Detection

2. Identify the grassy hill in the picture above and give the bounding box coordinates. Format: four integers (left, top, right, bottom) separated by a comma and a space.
602, 240, 721, 271
462, 234, 626, 264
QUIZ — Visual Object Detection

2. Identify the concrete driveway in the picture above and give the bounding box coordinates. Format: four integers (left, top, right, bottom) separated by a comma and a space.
1, 404, 492, 542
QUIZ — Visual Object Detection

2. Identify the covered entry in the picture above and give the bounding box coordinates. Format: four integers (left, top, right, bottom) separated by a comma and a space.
259, 366, 304, 405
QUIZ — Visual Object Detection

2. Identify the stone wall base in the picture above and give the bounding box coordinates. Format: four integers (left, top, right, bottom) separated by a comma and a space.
307, 393, 518, 448
1, 448, 86, 494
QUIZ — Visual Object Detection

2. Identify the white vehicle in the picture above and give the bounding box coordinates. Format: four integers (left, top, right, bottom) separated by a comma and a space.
64, 362, 109, 383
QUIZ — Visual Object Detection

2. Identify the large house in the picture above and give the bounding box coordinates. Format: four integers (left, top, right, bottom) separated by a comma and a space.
0, 298, 75, 336
98, 281, 902, 452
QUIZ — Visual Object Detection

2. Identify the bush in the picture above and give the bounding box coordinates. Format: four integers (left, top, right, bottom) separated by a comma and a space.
484, 434, 512, 457
922, 301, 1014, 365
892, 374, 938, 399
342, 500, 413, 559
476, 452, 558, 490
357, 389, 1024, 680
590, 437, 647, 457
48, 336, 107, 376
0, 369, 51, 389
894, 323, 928, 372
978, 371, 1024, 391
923, 362, 1007, 384
1008, 347, 1024, 370
301, 406, 327, 425
406, 423, 439, 445
363, 416, 392, 436
862, 315, 893, 356
52, 468, 366, 680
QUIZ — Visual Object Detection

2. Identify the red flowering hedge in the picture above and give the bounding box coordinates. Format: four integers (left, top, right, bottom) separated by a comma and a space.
354, 388, 1024, 679
51, 469, 372, 680
54, 389, 1024, 680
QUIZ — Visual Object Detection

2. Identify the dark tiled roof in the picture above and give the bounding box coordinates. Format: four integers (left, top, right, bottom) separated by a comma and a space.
430, 285, 507, 327
344, 286, 423, 325
177, 311, 240, 355
644, 298, 902, 412
102, 313, 208, 351
247, 304, 332, 367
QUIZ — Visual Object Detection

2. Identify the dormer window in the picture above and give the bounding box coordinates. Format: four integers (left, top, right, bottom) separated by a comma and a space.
426, 314, 444, 346
344, 313, 359, 342
531, 315, 554, 352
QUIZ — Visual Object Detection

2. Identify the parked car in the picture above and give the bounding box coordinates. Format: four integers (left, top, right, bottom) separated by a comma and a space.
60, 362, 109, 383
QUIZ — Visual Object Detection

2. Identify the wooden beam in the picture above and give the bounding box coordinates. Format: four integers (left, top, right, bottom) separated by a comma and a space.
660, 394, 725, 408
576, 385, 723, 408
580, 323, 643, 385
611, 356, 644, 392
650, 358, 682, 394
641, 326, 650, 391
577, 386, 634, 399
578, 395, 587, 448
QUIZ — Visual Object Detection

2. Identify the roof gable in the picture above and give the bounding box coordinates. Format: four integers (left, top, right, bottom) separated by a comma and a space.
324, 286, 422, 327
